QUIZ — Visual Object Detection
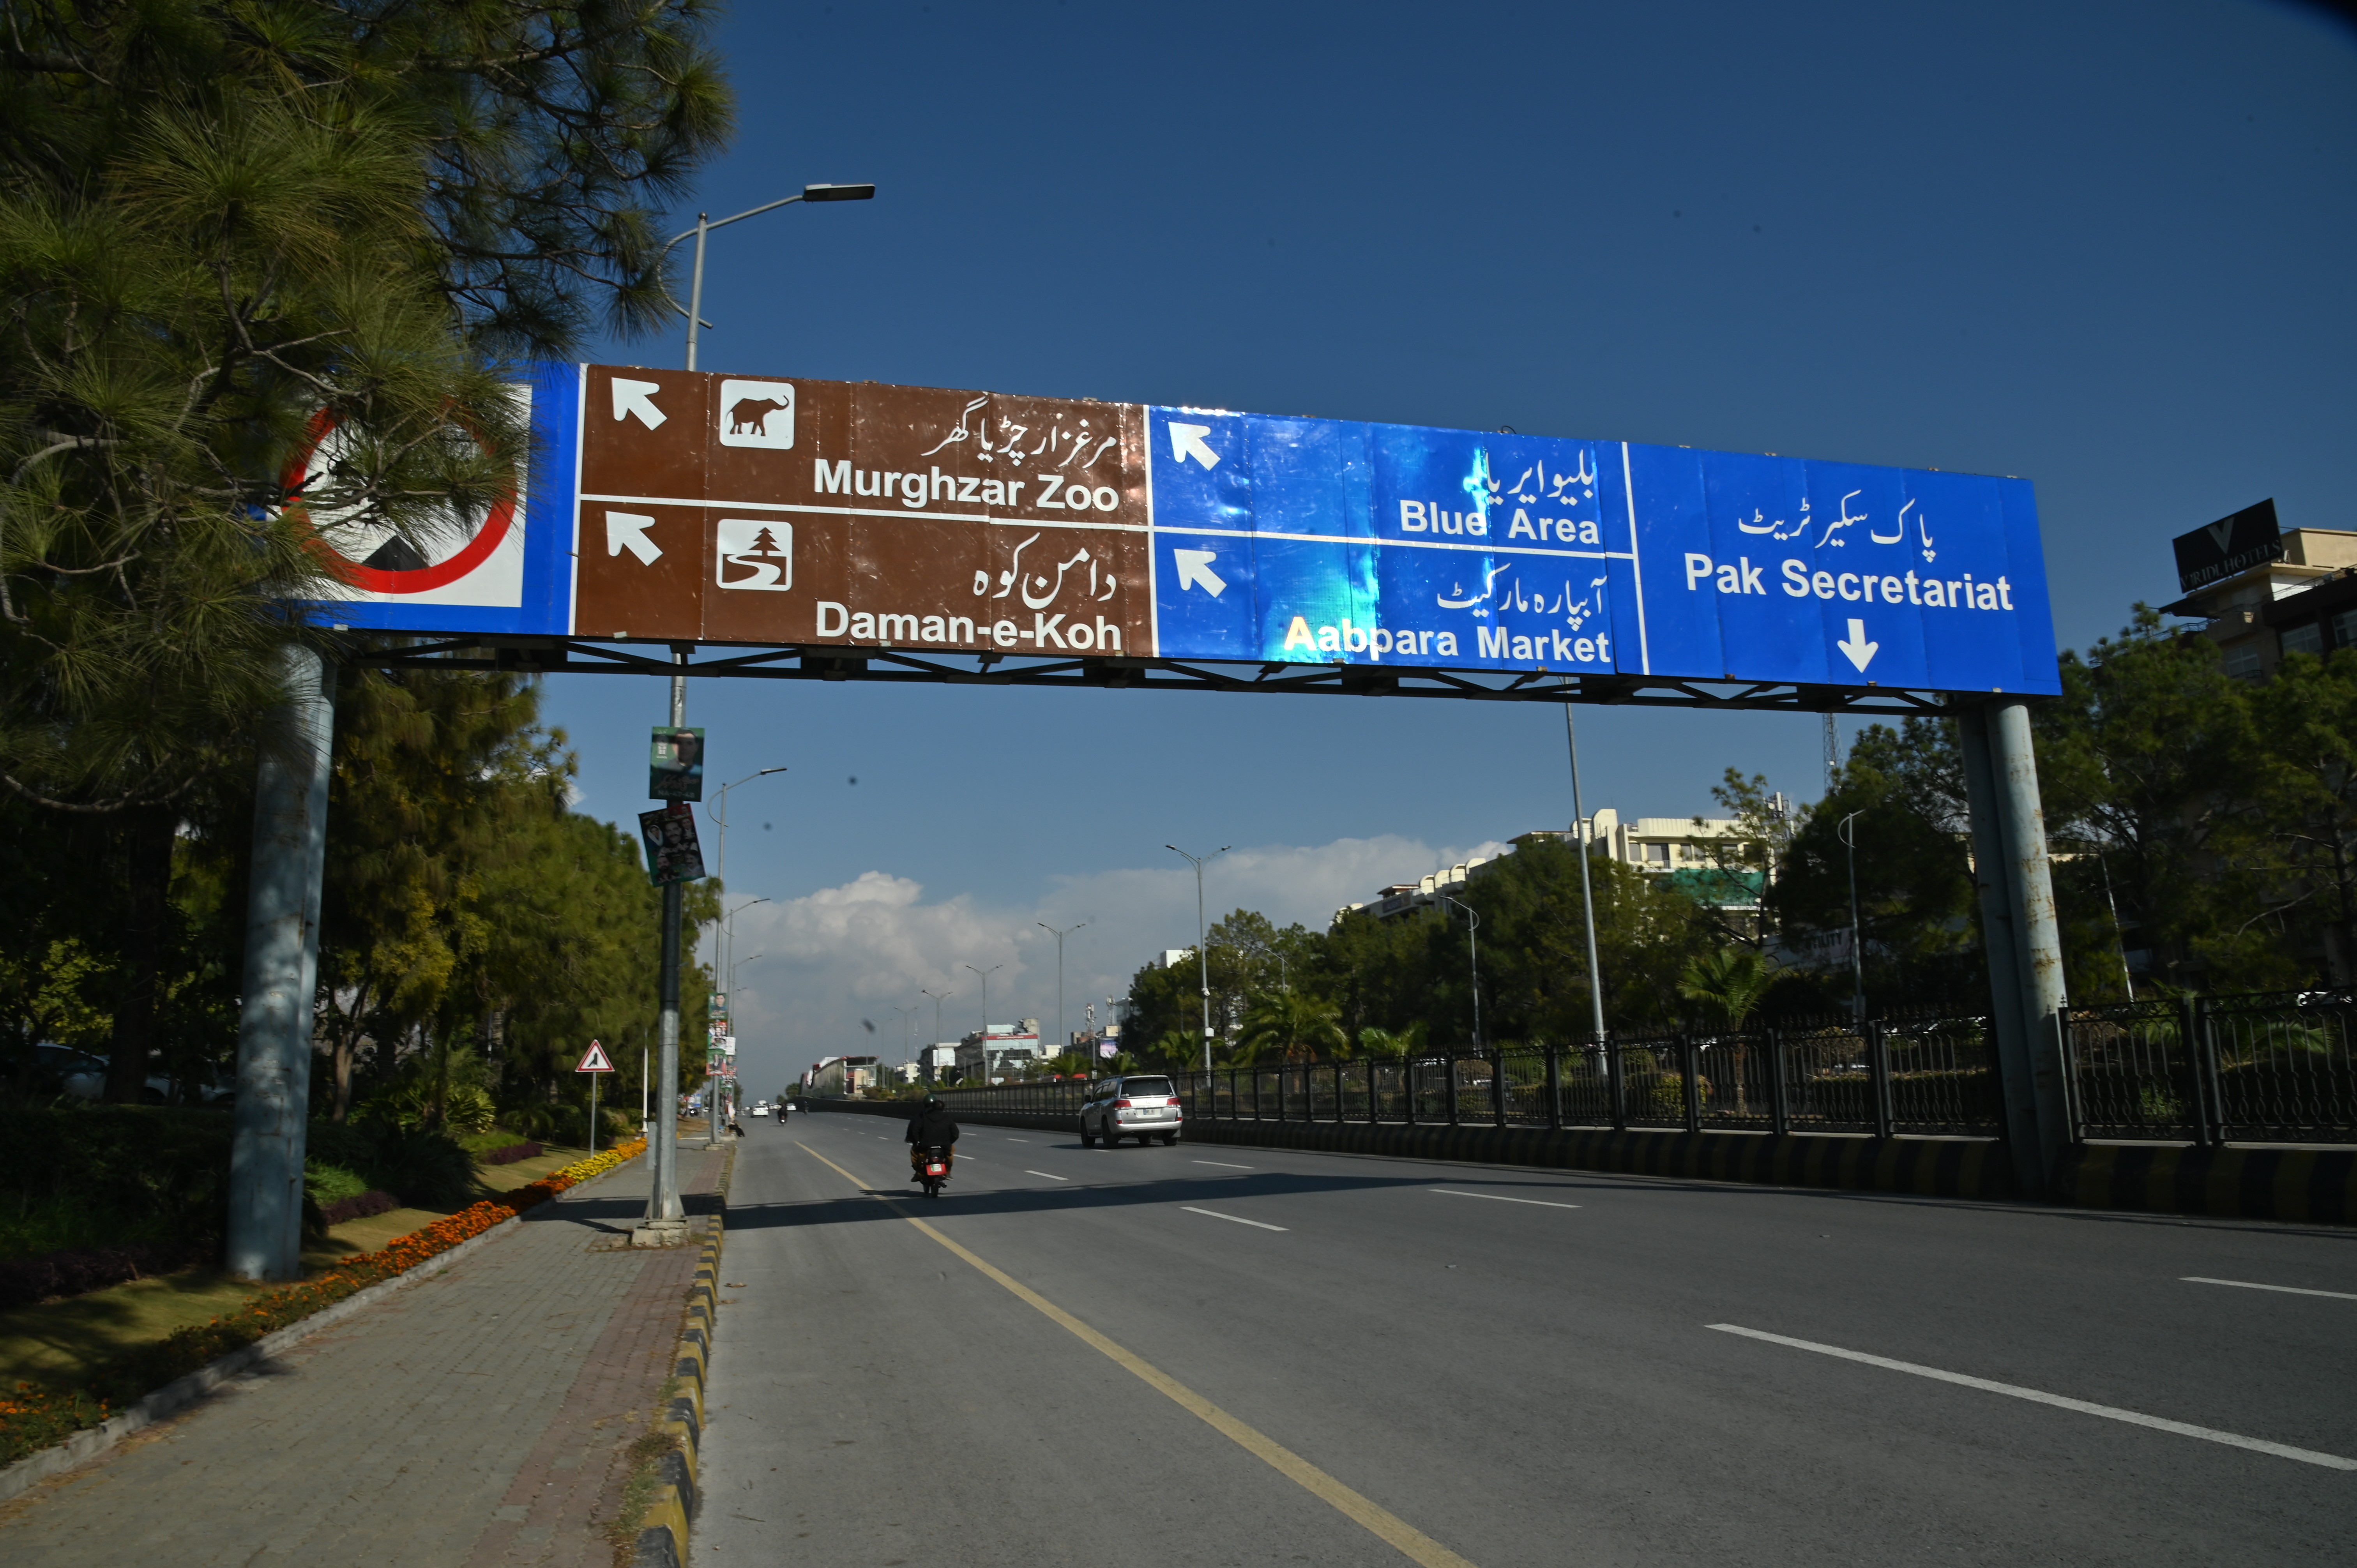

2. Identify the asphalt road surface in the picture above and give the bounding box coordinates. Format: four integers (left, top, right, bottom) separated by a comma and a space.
698, 1113, 2355, 1566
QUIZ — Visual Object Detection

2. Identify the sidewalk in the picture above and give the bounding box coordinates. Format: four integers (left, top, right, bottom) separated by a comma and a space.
0, 1142, 728, 1567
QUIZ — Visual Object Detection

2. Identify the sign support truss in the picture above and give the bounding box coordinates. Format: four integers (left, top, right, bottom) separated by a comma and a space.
350, 636, 1959, 717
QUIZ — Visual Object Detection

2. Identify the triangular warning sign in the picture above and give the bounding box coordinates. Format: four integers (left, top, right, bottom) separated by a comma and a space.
575, 1040, 616, 1073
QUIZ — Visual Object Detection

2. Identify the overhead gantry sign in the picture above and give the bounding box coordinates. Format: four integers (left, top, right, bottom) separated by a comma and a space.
300, 365, 2059, 714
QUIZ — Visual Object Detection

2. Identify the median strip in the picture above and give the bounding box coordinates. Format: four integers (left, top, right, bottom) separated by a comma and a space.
1707, 1323, 2357, 1471
797, 1142, 1472, 1568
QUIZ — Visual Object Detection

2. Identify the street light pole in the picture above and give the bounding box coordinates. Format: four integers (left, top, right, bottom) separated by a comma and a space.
891, 1004, 916, 1079
1562, 706, 1608, 1048
707, 769, 786, 979
1838, 810, 1867, 1023
1166, 844, 1228, 1073
963, 964, 1001, 1084
707, 897, 766, 1150
1439, 895, 1482, 1053
1037, 920, 1088, 1064
919, 987, 952, 1080
663, 184, 876, 371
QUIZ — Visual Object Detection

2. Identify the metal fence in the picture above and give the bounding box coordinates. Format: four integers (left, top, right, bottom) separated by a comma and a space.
899, 1012, 2004, 1140
2067, 989, 2357, 1145
853, 991, 2355, 1148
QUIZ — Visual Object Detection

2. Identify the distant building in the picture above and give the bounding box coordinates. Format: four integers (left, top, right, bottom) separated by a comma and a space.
2161, 512, 2357, 680
955, 1021, 1043, 1084
916, 1042, 959, 1082
1343, 816, 1762, 923
1156, 948, 1193, 969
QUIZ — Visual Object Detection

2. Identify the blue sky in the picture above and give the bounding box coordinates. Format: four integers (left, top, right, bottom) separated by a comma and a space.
551, 0, 2357, 1089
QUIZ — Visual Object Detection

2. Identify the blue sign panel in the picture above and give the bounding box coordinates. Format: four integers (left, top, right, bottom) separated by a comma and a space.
1145, 407, 2058, 695
301, 362, 582, 637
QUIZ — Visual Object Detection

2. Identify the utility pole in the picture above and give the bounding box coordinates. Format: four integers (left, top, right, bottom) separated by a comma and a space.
1438, 895, 1482, 1053
1824, 713, 1840, 796
638, 647, 689, 1244
1167, 844, 1228, 1072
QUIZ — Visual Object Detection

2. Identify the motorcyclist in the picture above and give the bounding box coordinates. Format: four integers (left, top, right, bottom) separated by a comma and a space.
906, 1094, 958, 1182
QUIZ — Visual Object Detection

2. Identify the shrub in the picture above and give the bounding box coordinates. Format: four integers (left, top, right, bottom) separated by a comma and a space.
0, 1105, 234, 1259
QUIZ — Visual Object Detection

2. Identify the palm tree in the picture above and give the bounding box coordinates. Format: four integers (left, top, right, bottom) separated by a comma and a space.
1678, 947, 1777, 1033
1236, 991, 1348, 1064
1353, 1021, 1428, 1059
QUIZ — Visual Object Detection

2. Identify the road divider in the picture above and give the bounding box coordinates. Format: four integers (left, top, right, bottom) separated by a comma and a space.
1706, 1323, 2357, 1471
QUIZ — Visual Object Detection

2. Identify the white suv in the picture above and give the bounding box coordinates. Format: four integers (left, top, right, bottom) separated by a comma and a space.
1080, 1074, 1183, 1147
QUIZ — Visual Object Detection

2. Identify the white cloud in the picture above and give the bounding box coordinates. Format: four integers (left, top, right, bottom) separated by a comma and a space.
717, 833, 1507, 1093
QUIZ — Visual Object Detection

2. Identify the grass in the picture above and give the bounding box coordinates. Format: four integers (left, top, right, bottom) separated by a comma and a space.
0, 1140, 597, 1391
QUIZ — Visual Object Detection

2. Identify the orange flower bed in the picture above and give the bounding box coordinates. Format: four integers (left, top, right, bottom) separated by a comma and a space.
0, 1138, 648, 1467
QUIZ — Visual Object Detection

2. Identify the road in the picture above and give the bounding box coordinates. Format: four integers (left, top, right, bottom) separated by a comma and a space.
697, 1112, 2356, 1566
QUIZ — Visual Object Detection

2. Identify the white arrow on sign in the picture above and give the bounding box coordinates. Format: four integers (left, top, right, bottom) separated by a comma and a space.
606, 511, 662, 565
1173, 549, 1226, 597
1170, 421, 1221, 471
1837, 618, 1880, 673
611, 378, 667, 430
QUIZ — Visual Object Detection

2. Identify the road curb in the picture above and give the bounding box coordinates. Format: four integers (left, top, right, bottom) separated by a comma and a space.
2058, 1142, 2355, 1224
632, 1219, 724, 1568
0, 1152, 639, 1504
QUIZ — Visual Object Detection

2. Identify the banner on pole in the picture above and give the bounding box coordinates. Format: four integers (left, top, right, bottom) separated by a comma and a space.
638, 802, 706, 884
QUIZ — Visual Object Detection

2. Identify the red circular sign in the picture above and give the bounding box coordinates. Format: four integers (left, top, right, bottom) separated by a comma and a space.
284, 410, 518, 595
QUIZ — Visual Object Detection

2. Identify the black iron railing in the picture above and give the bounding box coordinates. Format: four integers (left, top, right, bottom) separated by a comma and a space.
871, 991, 2353, 1148
904, 1012, 2004, 1140
2067, 989, 2357, 1145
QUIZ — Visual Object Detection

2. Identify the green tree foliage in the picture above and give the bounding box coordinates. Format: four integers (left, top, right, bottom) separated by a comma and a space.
1771, 719, 1982, 1008
1235, 991, 1347, 1064
0, 2, 732, 1099
1678, 947, 1777, 1032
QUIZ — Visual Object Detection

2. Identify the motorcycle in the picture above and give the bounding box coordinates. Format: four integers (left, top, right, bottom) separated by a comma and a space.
915, 1145, 952, 1198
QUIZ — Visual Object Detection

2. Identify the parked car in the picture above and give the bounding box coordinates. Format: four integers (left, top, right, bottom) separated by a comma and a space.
1080, 1074, 1182, 1147
29, 1043, 231, 1105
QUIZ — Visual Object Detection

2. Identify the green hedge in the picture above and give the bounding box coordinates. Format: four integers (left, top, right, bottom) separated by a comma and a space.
0, 1105, 477, 1261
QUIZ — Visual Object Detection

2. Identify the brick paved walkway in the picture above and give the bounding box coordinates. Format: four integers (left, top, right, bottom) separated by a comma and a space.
0, 1143, 727, 1567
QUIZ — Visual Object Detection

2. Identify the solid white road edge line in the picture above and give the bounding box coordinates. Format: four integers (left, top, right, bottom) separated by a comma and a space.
1431, 1188, 1582, 1210
1193, 1160, 1254, 1169
1181, 1206, 1288, 1232
2182, 1276, 2357, 1302
1707, 1323, 2357, 1471
1007, 1138, 1032, 1142
1025, 1170, 1069, 1181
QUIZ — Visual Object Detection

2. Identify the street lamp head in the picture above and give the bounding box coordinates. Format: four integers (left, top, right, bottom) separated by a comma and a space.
803, 182, 876, 201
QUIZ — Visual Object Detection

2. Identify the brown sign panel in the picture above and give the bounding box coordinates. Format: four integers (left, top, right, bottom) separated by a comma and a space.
575, 369, 1151, 657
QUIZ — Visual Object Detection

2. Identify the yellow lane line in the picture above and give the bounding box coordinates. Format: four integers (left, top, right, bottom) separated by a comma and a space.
794, 1141, 1478, 1568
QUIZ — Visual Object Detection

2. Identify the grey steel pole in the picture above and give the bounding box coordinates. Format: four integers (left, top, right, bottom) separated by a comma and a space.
643, 653, 687, 1233
226, 646, 336, 1281
1563, 706, 1608, 1047
1838, 810, 1866, 1022
965, 964, 999, 1081
684, 213, 709, 372
1957, 701, 2071, 1198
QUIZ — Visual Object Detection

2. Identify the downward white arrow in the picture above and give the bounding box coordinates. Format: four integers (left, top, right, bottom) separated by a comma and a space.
1170, 422, 1221, 471
606, 511, 662, 565
1837, 618, 1879, 673
1172, 548, 1226, 597
611, 378, 667, 430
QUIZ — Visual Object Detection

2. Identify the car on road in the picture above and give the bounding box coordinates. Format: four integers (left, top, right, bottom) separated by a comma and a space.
751, 1100, 769, 1118
32, 1043, 232, 1105
1080, 1074, 1183, 1147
